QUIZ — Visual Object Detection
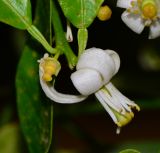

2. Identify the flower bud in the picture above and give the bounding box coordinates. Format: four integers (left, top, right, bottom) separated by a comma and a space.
97, 5, 112, 21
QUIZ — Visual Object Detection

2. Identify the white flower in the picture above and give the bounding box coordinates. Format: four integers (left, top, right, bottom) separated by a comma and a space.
39, 49, 140, 133
117, 0, 160, 39
71, 48, 140, 133
38, 53, 87, 104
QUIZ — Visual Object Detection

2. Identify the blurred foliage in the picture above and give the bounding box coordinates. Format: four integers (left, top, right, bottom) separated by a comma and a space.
0, 124, 21, 153
111, 141, 160, 153
119, 149, 140, 153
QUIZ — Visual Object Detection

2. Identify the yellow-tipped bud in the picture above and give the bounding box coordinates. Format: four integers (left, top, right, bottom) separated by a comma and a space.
97, 5, 112, 21
142, 2, 157, 19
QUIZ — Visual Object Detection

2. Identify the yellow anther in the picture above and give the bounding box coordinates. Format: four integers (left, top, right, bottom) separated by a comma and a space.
133, 9, 140, 14
116, 112, 134, 127
42, 60, 56, 68
97, 5, 112, 21
131, 1, 136, 6
42, 73, 52, 82
142, 3, 157, 19
135, 105, 140, 111
41, 60, 57, 82
40, 55, 61, 82
137, 0, 142, 5
44, 66, 56, 75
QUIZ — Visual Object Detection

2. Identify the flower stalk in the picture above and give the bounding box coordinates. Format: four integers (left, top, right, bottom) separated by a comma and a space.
51, 0, 77, 69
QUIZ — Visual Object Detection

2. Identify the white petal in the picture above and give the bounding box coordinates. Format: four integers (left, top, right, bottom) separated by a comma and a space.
105, 83, 132, 112
39, 70, 87, 104
96, 89, 123, 113
95, 92, 118, 123
71, 68, 103, 96
117, 0, 133, 8
105, 50, 120, 75
105, 82, 140, 111
121, 11, 145, 34
149, 21, 160, 39
66, 22, 73, 42
76, 48, 116, 84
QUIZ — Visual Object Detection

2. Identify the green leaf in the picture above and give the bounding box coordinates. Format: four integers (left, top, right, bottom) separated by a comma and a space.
0, 0, 32, 29
16, 47, 53, 153
16, 0, 53, 153
58, 0, 104, 28
0, 0, 54, 54
51, 0, 77, 69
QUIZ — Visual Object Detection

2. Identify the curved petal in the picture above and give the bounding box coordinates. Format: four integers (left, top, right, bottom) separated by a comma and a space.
39, 69, 87, 104
117, 0, 133, 8
71, 68, 103, 96
105, 50, 120, 75
121, 11, 145, 34
76, 48, 116, 84
149, 21, 160, 39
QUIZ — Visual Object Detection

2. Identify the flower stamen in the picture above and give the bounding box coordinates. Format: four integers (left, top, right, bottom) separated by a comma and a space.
95, 82, 140, 133
38, 53, 61, 82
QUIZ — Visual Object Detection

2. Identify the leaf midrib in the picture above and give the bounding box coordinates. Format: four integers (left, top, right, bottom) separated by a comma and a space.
80, 0, 85, 28
3, 0, 31, 28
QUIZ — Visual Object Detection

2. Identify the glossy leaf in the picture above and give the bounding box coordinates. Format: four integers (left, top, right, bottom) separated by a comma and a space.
0, 0, 54, 54
16, 0, 53, 153
16, 47, 53, 153
58, 0, 104, 28
0, 0, 32, 29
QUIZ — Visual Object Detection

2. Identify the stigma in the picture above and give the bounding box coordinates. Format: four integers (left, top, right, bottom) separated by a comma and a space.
142, 1, 157, 19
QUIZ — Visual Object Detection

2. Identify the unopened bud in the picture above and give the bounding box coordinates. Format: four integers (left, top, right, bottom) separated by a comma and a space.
97, 5, 112, 21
